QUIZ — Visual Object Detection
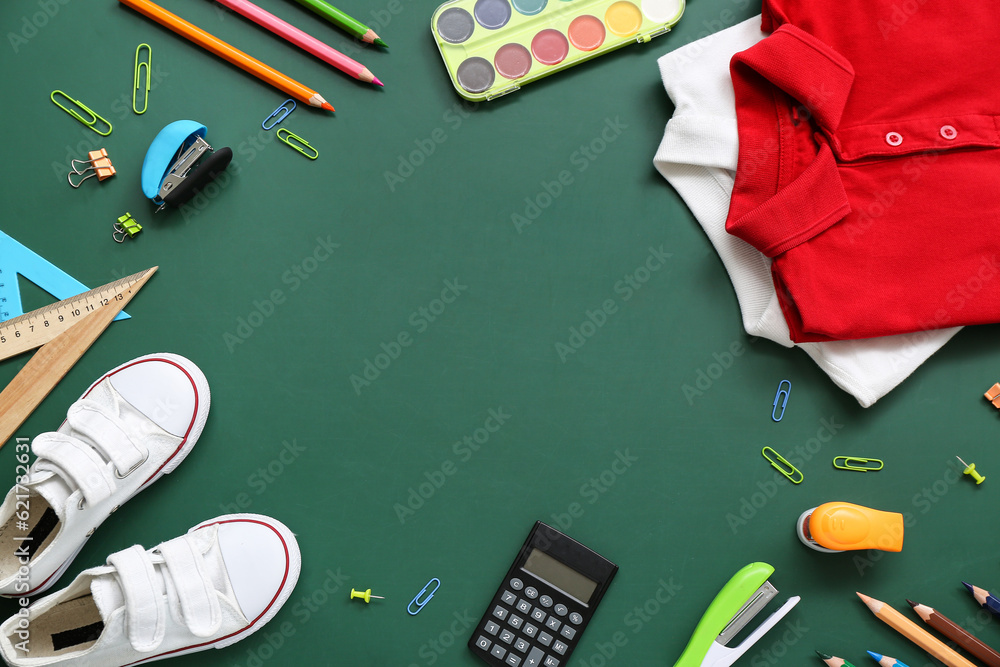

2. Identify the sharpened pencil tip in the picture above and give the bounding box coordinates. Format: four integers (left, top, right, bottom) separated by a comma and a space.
321, 102, 335, 112
963, 581, 974, 593
375, 37, 388, 47
867, 650, 883, 661
905, 599, 916, 607
372, 76, 384, 87
816, 651, 832, 659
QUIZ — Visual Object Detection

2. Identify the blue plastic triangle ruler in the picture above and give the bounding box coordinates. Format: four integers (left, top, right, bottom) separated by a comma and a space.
0, 229, 128, 323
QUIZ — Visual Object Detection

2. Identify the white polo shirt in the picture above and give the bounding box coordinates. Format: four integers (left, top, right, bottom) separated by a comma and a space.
652, 16, 959, 407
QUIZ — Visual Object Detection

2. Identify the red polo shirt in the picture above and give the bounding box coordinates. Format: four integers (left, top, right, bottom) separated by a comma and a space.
726, 1, 1000, 341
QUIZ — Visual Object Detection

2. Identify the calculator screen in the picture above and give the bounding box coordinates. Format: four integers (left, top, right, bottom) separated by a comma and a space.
521, 549, 598, 605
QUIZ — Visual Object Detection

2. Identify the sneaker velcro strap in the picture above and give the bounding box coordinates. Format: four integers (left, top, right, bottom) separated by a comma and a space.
67, 401, 147, 477
159, 535, 222, 638
32, 433, 116, 506
108, 544, 166, 652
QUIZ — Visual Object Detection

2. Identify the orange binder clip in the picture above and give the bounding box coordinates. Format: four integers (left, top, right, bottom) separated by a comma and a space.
796, 501, 904, 553
68, 149, 116, 188
985, 383, 1000, 409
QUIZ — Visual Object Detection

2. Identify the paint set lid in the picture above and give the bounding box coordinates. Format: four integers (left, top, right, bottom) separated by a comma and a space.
431, 0, 685, 101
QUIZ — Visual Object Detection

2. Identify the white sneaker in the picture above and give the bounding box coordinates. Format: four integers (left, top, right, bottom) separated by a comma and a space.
0, 514, 301, 666
0, 354, 210, 597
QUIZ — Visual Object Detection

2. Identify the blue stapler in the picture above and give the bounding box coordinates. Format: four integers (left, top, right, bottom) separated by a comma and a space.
141, 120, 232, 211
672, 563, 800, 667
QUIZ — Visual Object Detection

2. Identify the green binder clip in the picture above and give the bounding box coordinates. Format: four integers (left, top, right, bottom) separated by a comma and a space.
276, 128, 318, 160
113, 213, 142, 243
762, 447, 803, 484
833, 456, 883, 472
50, 90, 112, 136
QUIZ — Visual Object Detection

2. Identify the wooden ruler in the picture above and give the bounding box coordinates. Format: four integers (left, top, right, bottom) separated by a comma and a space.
0, 267, 157, 446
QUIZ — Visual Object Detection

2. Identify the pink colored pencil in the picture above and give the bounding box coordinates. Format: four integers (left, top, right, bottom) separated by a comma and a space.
214, 0, 382, 86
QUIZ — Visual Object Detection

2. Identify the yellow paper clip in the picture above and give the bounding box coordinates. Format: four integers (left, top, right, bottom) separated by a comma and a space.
833, 456, 883, 472
762, 446, 803, 484
133, 43, 151, 114
50, 90, 112, 136
276, 128, 318, 160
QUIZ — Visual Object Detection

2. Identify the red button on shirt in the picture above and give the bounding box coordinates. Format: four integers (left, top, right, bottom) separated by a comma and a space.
726, 2, 1000, 341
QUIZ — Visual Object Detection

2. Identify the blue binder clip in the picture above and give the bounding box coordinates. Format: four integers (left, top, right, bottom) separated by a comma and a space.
141, 120, 233, 211
772, 380, 791, 422
407, 578, 441, 615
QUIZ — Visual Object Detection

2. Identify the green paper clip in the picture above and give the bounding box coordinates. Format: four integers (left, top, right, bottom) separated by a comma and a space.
833, 456, 883, 472
50, 90, 112, 136
762, 446, 803, 484
276, 128, 318, 160
133, 43, 151, 114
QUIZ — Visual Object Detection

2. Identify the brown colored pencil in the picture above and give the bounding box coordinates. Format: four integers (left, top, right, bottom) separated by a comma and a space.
856, 593, 977, 667
908, 600, 1000, 667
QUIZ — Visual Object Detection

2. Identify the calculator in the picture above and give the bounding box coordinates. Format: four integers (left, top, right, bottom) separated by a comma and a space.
468, 522, 618, 667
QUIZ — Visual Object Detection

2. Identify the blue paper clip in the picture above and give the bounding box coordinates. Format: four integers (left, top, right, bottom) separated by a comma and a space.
407, 578, 441, 615
772, 380, 791, 422
262, 99, 296, 130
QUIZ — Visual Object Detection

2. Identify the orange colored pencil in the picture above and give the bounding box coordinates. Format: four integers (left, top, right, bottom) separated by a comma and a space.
118, 0, 334, 111
857, 593, 976, 667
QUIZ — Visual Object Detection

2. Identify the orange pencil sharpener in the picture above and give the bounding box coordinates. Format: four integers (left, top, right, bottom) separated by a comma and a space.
796, 501, 904, 553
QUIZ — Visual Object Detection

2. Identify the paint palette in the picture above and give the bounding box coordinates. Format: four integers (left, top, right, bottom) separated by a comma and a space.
431, 0, 684, 101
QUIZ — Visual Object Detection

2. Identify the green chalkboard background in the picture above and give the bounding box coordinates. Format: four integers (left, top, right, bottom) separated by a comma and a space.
1, 0, 999, 665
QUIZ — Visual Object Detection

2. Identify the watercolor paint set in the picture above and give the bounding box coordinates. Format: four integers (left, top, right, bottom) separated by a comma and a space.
431, 0, 684, 101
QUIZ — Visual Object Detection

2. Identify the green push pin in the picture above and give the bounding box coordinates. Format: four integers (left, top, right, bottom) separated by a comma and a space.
350, 588, 385, 604
957, 456, 986, 485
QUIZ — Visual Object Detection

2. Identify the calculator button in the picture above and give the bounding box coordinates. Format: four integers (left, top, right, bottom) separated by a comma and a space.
476, 636, 492, 651
492, 644, 508, 660
560, 625, 576, 641
500, 630, 515, 644
514, 638, 530, 653
510, 578, 524, 591
554, 604, 568, 617
531, 608, 546, 622
502, 590, 518, 605
493, 606, 509, 621
506, 655, 522, 667
569, 612, 583, 625
523, 623, 538, 638
545, 617, 561, 632
539, 595, 553, 607
509, 615, 523, 630
485, 621, 500, 636
544, 656, 560, 667
538, 631, 553, 647
525, 587, 538, 599
553, 640, 568, 655
517, 600, 532, 614
525, 647, 546, 666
